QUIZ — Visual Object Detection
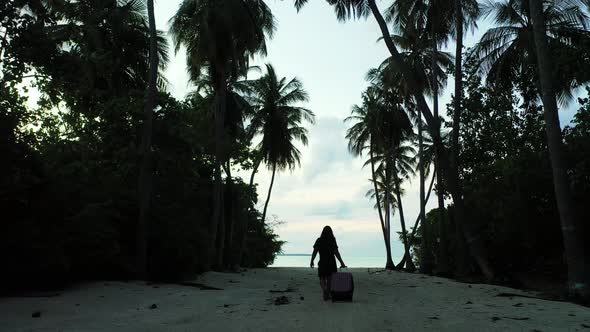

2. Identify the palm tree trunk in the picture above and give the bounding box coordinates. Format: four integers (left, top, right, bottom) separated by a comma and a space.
367, 0, 494, 280
435, 164, 449, 273
410, 167, 436, 242
261, 164, 276, 223
451, 0, 468, 278
236, 157, 262, 269
384, 160, 394, 270
430, 30, 449, 276
420, 29, 444, 274
223, 160, 234, 269
418, 116, 433, 274
249, 156, 263, 188
234, 189, 247, 269
371, 142, 395, 269
212, 66, 227, 270
234, 156, 262, 269
393, 171, 415, 272
136, 0, 158, 280
529, 0, 589, 301
400, 170, 436, 270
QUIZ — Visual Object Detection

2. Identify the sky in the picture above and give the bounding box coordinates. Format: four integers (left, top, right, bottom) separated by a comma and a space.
153, 0, 582, 260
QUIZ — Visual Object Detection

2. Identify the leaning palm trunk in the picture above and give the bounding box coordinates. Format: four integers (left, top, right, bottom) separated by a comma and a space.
261, 164, 277, 223
418, 116, 433, 274
384, 161, 394, 269
371, 142, 395, 269
249, 155, 263, 188
399, 171, 437, 269
136, 0, 159, 279
367, 0, 494, 280
393, 170, 415, 272
529, 0, 590, 301
212, 66, 227, 270
430, 31, 443, 275
409, 167, 436, 243
235, 156, 263, 268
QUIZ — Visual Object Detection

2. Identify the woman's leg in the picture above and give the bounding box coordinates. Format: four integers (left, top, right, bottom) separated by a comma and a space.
320, 277, 330, 300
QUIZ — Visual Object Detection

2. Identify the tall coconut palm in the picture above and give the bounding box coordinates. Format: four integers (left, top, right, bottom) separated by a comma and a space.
528, 0, 590, 302
388, 0, 475, 275
189, 68, 258, 269
135, 0, 160, 279
368, 21, 453, 272
170, 0, 275, 269
370, 90, 414, 270
365, 167, 399, 216
245, 64, 315, 224
364, 164, 399, 268
446, 0, 480, 276
191, 66, 264, 269
345, 88, 396, 269
370, 141, 417, 271
365, 161, 409, 263
426, 0, 453, 276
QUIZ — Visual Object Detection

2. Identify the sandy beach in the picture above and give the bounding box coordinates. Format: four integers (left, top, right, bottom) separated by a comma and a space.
1, 268, 589, 331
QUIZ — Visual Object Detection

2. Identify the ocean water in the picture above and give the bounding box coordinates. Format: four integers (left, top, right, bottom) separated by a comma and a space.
270, 254, 401, 268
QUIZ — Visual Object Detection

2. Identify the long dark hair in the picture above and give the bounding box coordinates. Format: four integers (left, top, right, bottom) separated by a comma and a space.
320, 225, 336, 246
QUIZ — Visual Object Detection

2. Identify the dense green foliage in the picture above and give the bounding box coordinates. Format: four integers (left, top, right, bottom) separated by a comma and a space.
334, 0, 590, 297
0, 0, 288, 290
410, 60, 590, 280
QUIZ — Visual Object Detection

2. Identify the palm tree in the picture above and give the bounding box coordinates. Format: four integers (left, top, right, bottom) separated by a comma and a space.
364, 165, 400, 268
345, 88, 396, 269
447, 0, 480, 276
135, 0, 159, 279
170, 0, 275, 269
371, 142, 417, 271
245, 64, 315, 224
368, 20, 453, 272
365, 167, 399, 217
426, 0, 452, 276
470, 0, 590, 103
190, 68, 259, 269
528, 0, 590, 302
370, 89, 414, 270
388, 0, 478, 275
32, 0, 169, 108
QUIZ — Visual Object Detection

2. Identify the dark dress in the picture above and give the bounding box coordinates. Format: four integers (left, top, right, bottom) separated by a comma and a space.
314, 237, 338, 278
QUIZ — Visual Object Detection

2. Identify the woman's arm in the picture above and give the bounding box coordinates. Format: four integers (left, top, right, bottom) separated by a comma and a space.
310, 248, 318, 268
335, 249, 346, 268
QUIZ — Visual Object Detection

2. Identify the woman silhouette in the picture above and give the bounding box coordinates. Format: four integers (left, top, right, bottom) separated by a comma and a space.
310, 226, 346, 300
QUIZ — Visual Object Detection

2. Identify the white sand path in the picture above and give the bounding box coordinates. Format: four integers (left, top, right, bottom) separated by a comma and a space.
1, 268, 589, 331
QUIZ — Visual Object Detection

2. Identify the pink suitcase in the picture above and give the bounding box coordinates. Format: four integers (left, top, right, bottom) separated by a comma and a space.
330, 272, 354, 302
